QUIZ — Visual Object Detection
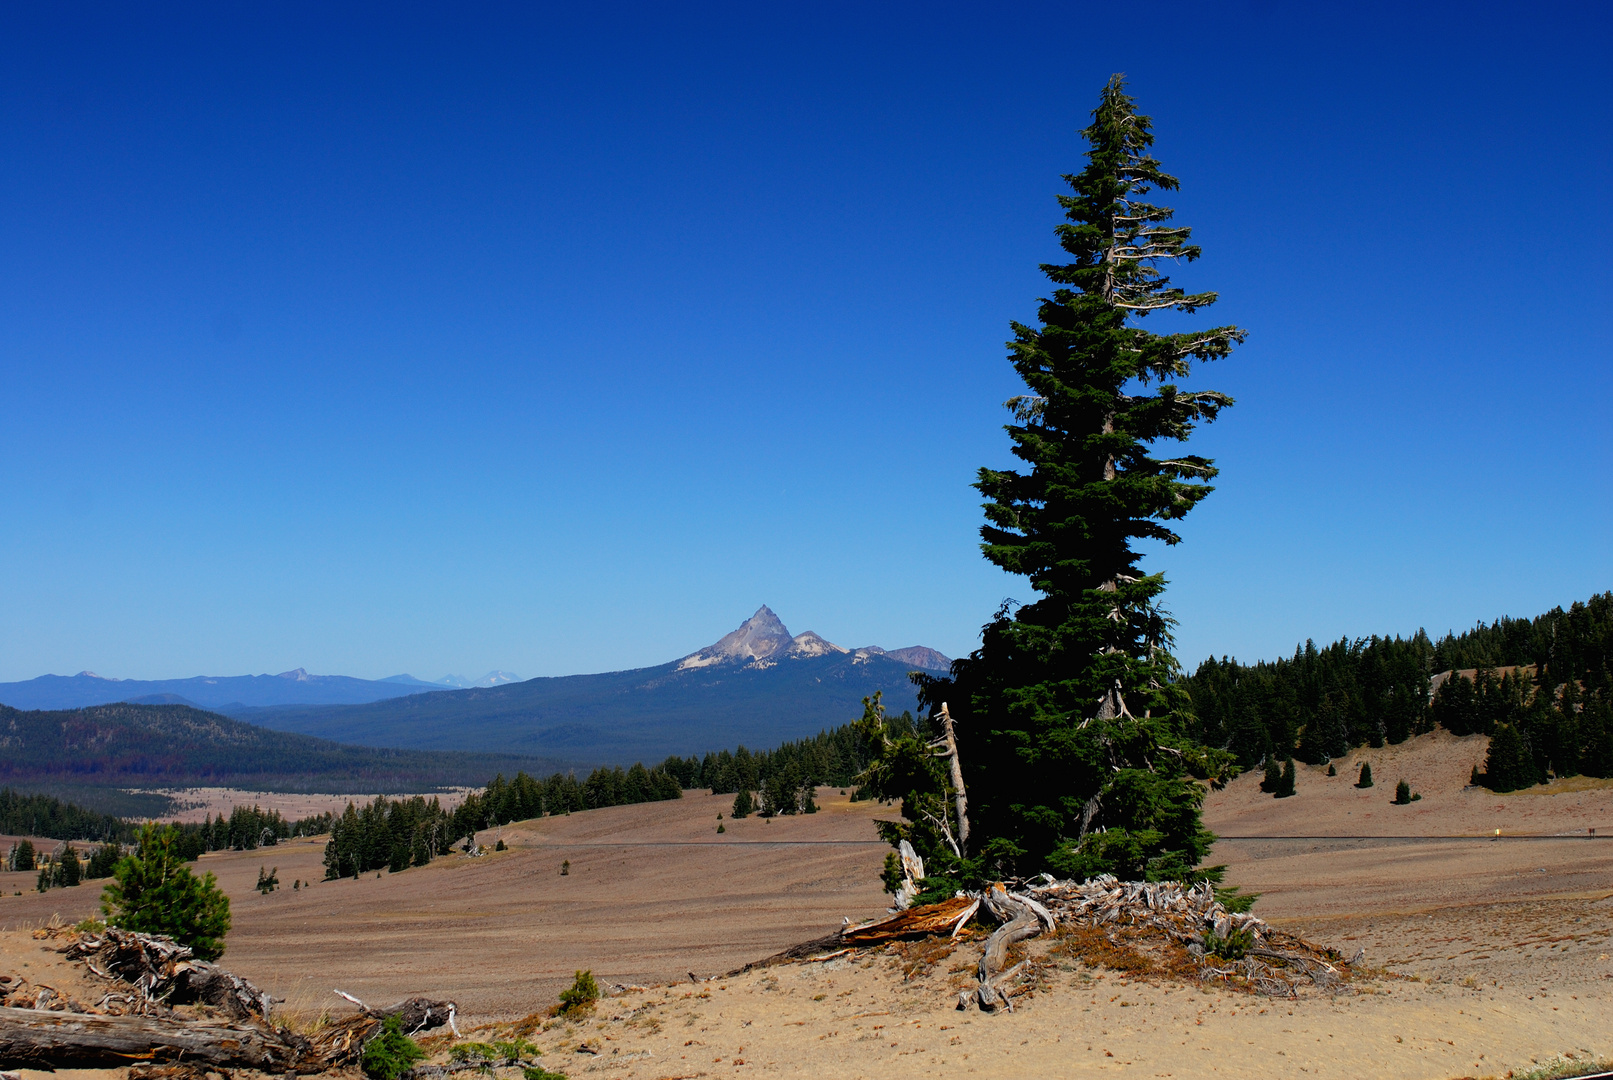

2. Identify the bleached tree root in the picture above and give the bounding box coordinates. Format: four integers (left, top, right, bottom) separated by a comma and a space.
956, 884, 1052, 1012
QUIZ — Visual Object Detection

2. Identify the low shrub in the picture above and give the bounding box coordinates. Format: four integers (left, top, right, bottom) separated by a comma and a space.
557, 970, 598, 1015
361, 1015, 424, 1080
1201, 926, 1253, 961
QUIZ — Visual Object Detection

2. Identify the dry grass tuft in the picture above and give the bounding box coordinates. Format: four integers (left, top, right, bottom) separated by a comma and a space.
272, 983, 336, 1036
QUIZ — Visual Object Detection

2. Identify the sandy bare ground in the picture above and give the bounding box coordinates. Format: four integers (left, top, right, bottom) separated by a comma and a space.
0, 790, 893, 1018
3, 734, 1612, 1078
1201, 727, 1612, 839
137, 787, 475, 825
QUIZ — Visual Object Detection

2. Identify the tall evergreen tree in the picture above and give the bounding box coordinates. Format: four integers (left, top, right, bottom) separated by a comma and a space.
896, 75, 1243, 885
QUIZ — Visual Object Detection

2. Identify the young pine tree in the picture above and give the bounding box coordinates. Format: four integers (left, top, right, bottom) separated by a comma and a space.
102, 824, 232, 960
903, 75, 1243, 885
1260, 756, 1282, 794
1393, 780, 1411, 805
731, 789, 754, 819
1481, 724, 1536, 793
59, 844, 82, 888
1356, 763, 1373, 789
1275, 759, 1296, 799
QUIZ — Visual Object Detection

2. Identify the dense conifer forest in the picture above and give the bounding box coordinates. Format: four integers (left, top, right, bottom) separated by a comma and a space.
0, 787, 132, 842
1183, 592, 1613, 791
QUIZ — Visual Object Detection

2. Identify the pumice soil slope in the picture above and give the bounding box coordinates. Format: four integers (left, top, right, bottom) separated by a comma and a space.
3, 736, 1611, 1079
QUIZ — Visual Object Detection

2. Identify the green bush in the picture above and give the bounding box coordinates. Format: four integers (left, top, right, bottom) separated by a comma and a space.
1356, 763, 1373, 788
450, 1037, 538, 1071
522, 1068, 568, 1080
101, 824, 231, 960
880, 851, 904, 897
361, 1015, 424, 1080
1394, 780, 1412, 804
1201, 926, 1253, 961
557, 970, 598, 1015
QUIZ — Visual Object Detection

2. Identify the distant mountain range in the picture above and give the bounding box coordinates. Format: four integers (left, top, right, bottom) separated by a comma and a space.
232, 607, 952, 764
0, 667, 523, 712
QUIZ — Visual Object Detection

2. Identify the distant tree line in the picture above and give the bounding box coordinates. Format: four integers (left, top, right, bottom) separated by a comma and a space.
1183, 592, 1613, 792
1435, 665, 1613, 791
0, 787, 132, 842
659, 718, 903, 797
11, 837, 124, 891
166, 805, 335, 861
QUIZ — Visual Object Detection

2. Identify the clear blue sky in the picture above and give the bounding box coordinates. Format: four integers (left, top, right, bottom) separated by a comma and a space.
2, 2, 1609, 683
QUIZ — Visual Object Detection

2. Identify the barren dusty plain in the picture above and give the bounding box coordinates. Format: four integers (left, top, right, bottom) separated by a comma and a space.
3, 729, 1612, 1079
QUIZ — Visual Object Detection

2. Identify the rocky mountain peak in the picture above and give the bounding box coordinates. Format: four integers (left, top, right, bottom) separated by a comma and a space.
678, 606, 949, 673
786, 631, 849, 659
679, 606, 795, 669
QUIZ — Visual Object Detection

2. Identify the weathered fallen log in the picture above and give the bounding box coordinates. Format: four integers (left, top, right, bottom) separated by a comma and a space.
0, 1006, 307, 1071
842, 895, 977, 945
307, 994, 461, 1066
61, 930, 270, 1020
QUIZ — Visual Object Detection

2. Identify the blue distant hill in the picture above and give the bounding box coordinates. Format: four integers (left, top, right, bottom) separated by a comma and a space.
2, 608, 951, 766
0, 668, 439, 711
0, 667, 533, 712
233, 607, 951, 765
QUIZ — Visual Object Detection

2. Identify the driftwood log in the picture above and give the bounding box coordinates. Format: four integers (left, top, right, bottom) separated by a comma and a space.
959, 885, 1052, 1012
309, 995, 461, 1066
0, 1006, 307, 1071
61, 930, 271, 1020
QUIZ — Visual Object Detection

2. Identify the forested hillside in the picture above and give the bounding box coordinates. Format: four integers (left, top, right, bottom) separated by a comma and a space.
1184, 592, 1613, 787
232, 650, 926, 762
0, 701, 570, 794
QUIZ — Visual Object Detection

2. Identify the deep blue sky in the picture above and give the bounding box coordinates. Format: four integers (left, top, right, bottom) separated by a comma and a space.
2, 2, 1609, 683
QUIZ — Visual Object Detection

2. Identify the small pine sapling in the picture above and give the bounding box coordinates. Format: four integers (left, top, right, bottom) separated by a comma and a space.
1357, 763, 1374, 788
1275, 759, 1296, 799
716, 823, 725, 833
1201, 926, 1253, 961
256, 866, 279, 895
495, 839, 507, 851
361, 1015, 425, 1080
559, 860, 570, 876
557, 970, 598, 1015
731, 789, 754, 819
1326, 763, 1337, 777
1394, 780, 1411, 805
